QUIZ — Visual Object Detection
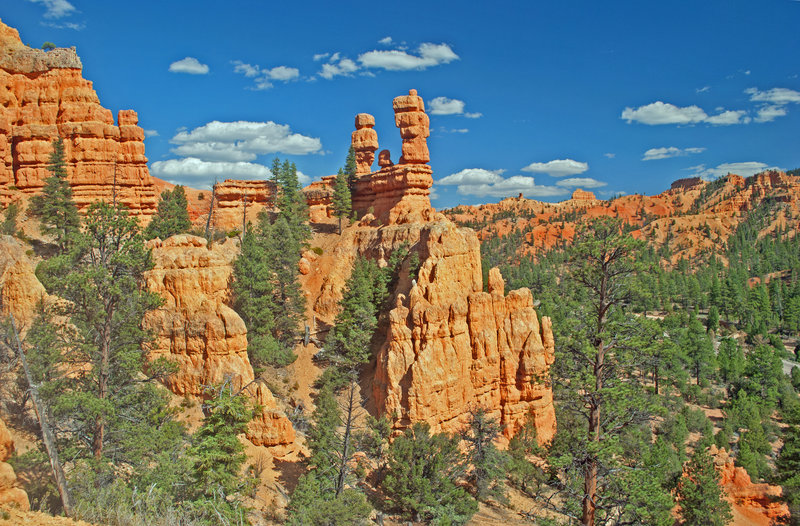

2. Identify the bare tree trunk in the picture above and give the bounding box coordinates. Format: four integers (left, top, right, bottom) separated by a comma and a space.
9, 315, 74, 517
336, 379, 357, 497
93, 315, 112, 459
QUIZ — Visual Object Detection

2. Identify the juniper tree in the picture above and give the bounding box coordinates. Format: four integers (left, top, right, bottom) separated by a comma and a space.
29, 137, 80, 254
144, 185, 191, 240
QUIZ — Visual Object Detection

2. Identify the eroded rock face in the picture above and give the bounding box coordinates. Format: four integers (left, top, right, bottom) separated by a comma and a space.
352, 113, 378, 175
0, 417, 29, 511
143, 235, 294, 448
373, 223, 555, 443
208, 179, 276, 231
0, 235, 47, 327
393, 89, 430, 165
708, 445, 790, 526
0, 18, 157, 217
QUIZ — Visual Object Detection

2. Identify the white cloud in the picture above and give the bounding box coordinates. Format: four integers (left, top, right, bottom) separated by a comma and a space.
696, 86, 711, 93
429, 97, 465, 115
169, 121, 322, 162
233, 61, 260, 77
43, 21, 84, 30
378, 36, 393, 45
150, 157, 270, 187
358, 42, 458, 71
622, 101, 750, 126
705, 110, 749, 125
604, 153, 616, 159
233, 62, 300, 90
438, 169, 568, 199
642, 146, 706, 161
754, 105, 788, 123
690, 162, 780, 181
296, 170, 311, 185
556, 177, 608, 188
267, 66, 299, 81
438, 168, 505, 186
28, 0, 75, 18
464, 112, 482, 119
319, 57, 359, 79
313, 53, 329, 62
521, 159, 589, 177
169, 57, 209, 75
621, 102, 708, 125
143, 129, 159, 138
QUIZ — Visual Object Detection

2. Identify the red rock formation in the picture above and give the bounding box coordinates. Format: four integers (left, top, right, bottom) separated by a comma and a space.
393, 89, 430, 164
371, 223, 556, 443
570, 188, 597, 202
304, 176, 335, 223
708, 445, 790, 526
670, 177, 704, 190
0, 18, 157, 217
143, 234, 295, 448
0, 236, 47, 327
207, 179, 276, 231
0, 417, 29, 511
351, 113, 378, 175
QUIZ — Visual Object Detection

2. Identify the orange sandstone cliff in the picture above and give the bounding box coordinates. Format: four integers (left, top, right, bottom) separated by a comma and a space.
143, 235, 295, 448
0, 417, 29, 511
0, 19, 157, 217
304, 89, 556, 443
708, 445, 790, 526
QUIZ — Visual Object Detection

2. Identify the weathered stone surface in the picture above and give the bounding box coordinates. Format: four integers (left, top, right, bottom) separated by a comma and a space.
708, 445, 790, 526
207, 179, 277, 231
0, 235, 47, 327
0, 417, 29, 511
351, 113, 378, 175
393, 89, 430, 165
0, 19, 157, 218
142, 234, 295, 448
570, 188, 597, 202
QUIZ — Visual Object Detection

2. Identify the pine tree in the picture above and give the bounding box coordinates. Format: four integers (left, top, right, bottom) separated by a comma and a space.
331, 168, 351, 234
187, 383, 255, 522
685, 315, 715, 384
676, 449, 732, 526
344, 145, 357, 191
144, 185, 191, 240
29, 137, 80, 254
717, 337, 744, 385
776, 425, 800, 517
464, 408, 507, 503
382, 422, 477, 524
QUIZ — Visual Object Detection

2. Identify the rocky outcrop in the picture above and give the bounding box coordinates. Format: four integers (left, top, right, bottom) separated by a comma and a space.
393, 89, 430, 164
0, 235, 47, 327
0, 18, 157, 218
208, 179, 276, 231
708, 445, 790, 526
143, 235, 295, 448
569, 188, 597, 202
351, 113, 378, 175
373, 223, 555, 443
0, 417, 29, 510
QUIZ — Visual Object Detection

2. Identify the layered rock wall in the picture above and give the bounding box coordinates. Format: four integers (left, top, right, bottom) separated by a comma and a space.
0, 235, 47, 327
143, 235, 294, 448
0, 19, 157, 217
0, 417, 29, 510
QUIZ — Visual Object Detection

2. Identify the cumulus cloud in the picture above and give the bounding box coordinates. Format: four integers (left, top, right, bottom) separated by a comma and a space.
556, 177, 608, 188
521, 159, 588, 177
313, 53, 330, 62
754, 105, 788, 123
378, 36, 393, 45
150, 157, 270, 187
621, 101, 748, 125
169, 121, 322, 162
438, 169, 568, 199
745, 87, 800, 104
690, 162, 780, 181
319, 57, 359, 79
428, 96, 482, 118
642, 146, 705, 161
169, 57, 209, 75
28, 0, 75, 19
143, 129, 159, 138
358, 42, 458, 71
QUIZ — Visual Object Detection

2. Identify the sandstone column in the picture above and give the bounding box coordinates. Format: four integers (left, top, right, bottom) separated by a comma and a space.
351, 113, 378, 175
393, 89, 430, 164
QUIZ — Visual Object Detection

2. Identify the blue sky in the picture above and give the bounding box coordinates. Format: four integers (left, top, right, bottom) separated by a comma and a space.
5, 0, 800, 208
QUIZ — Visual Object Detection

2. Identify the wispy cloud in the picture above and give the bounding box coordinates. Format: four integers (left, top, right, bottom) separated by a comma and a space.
143, 129, 159, 138
27, 0, 75, 19
521, 159, 589, 177
621, 101, 748, 125
696, 86, 711, 93
378, 36, 393, 45
689, 161, 780, 181
232, 61, 300, 89
169, 57, 209, 75
604, 153, 616, 159
358, 43, 458, 71
642, 146, 705, 161
556, 177, 607, 188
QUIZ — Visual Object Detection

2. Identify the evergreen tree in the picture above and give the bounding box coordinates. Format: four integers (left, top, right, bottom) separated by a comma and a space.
274, 158, 311, 243
382, 422, 477, 525
29, 137, 80, 254
776, 425, 800, 519
676, 449, 732, 526
144, 185, 191, 240
344, 145, 357, 191
331, 168, 351, 234
1, 202, 19, 236
464, 408, 507, 503
707, 305, 720, 332
187, 383, 255, 522
717, 337, 745, 385
684, 315, 715, 384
